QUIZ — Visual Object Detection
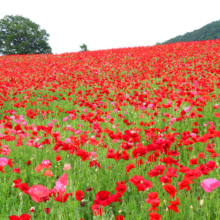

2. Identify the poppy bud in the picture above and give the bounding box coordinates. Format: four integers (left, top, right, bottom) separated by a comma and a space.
200, 199, 204, 206
164, 199, 166, 205
80, 202, 85, 207
81, 199, 88, 203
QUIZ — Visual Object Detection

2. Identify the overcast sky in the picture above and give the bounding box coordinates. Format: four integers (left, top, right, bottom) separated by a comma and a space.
1, 0, 220, 54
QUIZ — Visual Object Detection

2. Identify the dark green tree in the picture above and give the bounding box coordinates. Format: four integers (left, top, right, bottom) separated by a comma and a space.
0, 15, 52, 55
80, 44, 88, 51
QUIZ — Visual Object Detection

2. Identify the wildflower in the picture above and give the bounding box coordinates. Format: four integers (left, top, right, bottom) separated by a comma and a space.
178, 178, 193, 191
54, 193, 69, 203
43, 170, 53, 177
28, 185, 50, 203
0, 157, 8, 166
12, 168, 21, 174
75, 190, 85, 201
149, 212, 161, 220
201, 178, 220, 192
44, 208, 50, 214
129, 175, 153, 191
63, 164, 72, 170
145, 192, 160, 204
56, 155, 61, 161
115, 181, 127, 197
8, 214, 31, 220
116, 215, 124, 220
168, 197, 181, 212
19, 183, 29, 194
63, 117, 68, 122
34, 165, 43, 173
85, 187, 93, 192
91, 204, 104, 216
125, 163, 136, 175
163, 184, 177, 198
41, 159, 51, 168
93, 191, 121, 206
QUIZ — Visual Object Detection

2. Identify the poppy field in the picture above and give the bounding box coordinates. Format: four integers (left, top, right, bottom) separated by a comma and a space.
1, 40, 220, 220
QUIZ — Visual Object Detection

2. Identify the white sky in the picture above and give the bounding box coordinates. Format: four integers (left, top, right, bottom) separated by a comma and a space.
1, 0, 220, 54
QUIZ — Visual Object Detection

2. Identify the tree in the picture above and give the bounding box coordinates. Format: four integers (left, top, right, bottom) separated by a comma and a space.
80, 44, 88, 51
0, 15, 52, 55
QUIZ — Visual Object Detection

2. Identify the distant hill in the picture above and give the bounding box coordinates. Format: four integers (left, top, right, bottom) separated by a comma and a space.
162, 20, 220, 44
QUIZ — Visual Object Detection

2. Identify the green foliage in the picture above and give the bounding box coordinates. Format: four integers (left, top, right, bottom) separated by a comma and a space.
0, 15, 52, 55
80, 44, 88, 51
163, 20, 220, 44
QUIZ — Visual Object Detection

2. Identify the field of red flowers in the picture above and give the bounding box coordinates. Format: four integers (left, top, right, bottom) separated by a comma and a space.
1, 40, 220, 220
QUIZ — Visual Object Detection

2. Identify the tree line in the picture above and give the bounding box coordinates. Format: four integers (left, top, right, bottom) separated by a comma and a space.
0, 15, 88, 55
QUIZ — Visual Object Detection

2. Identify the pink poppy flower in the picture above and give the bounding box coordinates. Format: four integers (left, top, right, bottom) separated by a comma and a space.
63, 164, 72, 170
28, 185, 50, 203
201, 178, 220, 193
41, 159, 51, 168
0, 157, 8, 166
63, 117, 68, 122
53, 180, 66, 195
58, 173, 69, 185
53, 173, 69, 195
74, 130, 82, 134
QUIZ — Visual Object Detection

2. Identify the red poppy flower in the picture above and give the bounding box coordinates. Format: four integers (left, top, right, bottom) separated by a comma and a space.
178, 178, 193, 191
145, 192, 160, 211
91, 204, 104, 216
145, 192, 160, 204
12, 168, 21, 174
125, 163, 136, 174
189, 158, 199, 165
18, 183, 29, 194
26, 161, 31, 165
75, 190, 84, 201
56, 155, 61, 161
214, 113, 220, 118
0, 166, 5, 173
149, 212, 161, 220
44, 208, 50, 214
54, 193, 69, 203
13, 179, 22, 188
206, 161, 217, 170
7, 159, 15, 168
148, 165, 165, 178
168, 197, 181, 212
115, 181, 127, 197
9, 214, 31, 220
94, 191, 120, 206
197, 152, 205, 158
129, 175, 153, 191
85, 187, 93, 192
116, 215, 124, 220
163, 184, 177, 198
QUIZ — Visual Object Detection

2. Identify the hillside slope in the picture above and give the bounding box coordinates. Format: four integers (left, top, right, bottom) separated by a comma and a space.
163, 20, 220, 44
